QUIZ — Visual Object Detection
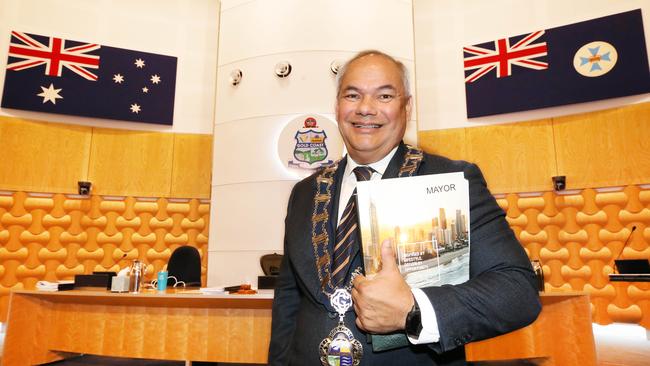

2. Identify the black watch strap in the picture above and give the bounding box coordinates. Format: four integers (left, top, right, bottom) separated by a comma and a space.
405, 297, 422, 338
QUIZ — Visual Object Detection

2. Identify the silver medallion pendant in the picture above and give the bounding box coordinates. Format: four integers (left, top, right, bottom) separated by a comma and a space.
319, 323, 363, 366
330, 288, 352, 314
319, 289, 363, 366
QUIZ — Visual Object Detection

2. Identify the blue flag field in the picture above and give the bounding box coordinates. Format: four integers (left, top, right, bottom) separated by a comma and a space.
2, 31, 177, 125
463, 9, 650, 118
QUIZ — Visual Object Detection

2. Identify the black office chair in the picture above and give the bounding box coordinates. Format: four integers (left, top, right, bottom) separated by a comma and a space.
260, 253, 283, 276
167, 246, 202, 287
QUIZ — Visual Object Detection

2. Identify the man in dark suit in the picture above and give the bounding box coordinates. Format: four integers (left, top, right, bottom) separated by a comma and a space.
269, 50, 541, 365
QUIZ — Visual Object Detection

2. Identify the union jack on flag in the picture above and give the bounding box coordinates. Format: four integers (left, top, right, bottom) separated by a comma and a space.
8, 31, 100, 81
463, 30, 548, 83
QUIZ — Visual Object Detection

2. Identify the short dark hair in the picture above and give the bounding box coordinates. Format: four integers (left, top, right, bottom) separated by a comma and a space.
336, 50, 411, 98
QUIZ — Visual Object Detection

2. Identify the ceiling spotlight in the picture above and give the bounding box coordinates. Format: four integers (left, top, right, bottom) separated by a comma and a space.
330, 60, 343, 75
229, 69, 243, 85
275, 61, 292, 78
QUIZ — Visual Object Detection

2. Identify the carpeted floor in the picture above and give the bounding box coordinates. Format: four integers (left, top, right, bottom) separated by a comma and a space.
593, 323, 650, 366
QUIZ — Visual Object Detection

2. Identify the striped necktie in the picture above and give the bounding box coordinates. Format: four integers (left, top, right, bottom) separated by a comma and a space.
331, 166, 374, 287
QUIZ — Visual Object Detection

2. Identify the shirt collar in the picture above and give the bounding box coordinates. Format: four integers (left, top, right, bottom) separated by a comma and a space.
344, 146, 399, 179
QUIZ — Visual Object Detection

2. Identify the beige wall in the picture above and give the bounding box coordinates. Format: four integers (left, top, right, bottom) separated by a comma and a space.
208, 0, 418, 286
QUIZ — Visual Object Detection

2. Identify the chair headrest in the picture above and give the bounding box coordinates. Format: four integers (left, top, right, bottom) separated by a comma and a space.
260, 253, 283, 276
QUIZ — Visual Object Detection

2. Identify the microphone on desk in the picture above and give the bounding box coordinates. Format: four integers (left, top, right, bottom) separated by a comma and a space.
116, 253, 130, 277
117, 252, 128, 267
616, 226, 636, 260
117, 253, 128, 265
614, 225, 644, 274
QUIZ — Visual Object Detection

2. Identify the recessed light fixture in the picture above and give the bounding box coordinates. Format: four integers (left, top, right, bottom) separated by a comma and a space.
229, 69, 243, 85
275, 61, 292, 78
330, 60, 343, 75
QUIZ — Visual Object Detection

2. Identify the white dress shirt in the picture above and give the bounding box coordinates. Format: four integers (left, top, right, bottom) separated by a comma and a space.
338, 148, 441, 344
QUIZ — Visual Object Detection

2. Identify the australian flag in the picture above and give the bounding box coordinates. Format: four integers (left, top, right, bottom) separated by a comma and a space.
463, 9, 650, 118
1, 31, 177, 125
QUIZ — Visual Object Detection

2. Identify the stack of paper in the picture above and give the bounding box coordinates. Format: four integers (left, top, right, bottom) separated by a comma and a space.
36, 280, 74, 291
199, 287, 225, 295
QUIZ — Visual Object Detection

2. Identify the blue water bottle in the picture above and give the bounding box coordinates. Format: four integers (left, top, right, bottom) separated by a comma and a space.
157, 271, 168, 291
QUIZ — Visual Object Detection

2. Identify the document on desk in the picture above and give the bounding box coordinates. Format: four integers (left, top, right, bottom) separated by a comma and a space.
199, 287, 225, 295
36, 280, 74, 291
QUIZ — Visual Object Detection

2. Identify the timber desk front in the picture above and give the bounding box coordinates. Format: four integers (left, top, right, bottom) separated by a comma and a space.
2, 289, 274, 365
2, 290, 595, 365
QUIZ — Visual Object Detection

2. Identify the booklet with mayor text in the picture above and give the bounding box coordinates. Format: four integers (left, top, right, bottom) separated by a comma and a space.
356, 172, 471, 351
356, 172, 470, 287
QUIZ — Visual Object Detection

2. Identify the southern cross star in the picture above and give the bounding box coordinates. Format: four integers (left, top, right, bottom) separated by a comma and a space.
130, 103, 141, 114
37, 83, 63, 104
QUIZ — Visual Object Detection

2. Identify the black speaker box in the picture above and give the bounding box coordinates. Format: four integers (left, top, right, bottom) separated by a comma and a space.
74, 273, 114, 290
258, 275, 278, 289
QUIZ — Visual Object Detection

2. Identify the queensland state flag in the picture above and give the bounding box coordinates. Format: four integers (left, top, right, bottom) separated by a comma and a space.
463, 9, 650, 118
1, 31, 177, 125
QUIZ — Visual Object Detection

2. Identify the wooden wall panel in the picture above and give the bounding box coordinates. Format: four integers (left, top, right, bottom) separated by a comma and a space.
499, 185, 650, 329
0, 191, 210, 322
553, 103, 650, 189
171, 134, 212, 199
0, 116, 91, 193
88, 128, 174, 197
466, 119, 556, 194
418, 127, 468, 161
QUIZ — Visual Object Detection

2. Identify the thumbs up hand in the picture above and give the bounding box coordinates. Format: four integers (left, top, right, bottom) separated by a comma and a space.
352, 239, 414, 333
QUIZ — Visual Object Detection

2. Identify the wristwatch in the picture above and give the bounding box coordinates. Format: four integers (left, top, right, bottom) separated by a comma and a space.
405, 298, 422, 338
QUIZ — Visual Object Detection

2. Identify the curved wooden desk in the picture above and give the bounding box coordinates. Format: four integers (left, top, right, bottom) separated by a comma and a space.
466, 292, 596, 365
1, 289, 273, 366
2, 290, 594, 365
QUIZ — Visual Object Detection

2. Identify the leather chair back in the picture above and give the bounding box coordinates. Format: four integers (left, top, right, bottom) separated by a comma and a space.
167, 246, 202, 287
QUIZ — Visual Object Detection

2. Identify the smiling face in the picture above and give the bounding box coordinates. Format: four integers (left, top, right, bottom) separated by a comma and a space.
335, 54, 411, 164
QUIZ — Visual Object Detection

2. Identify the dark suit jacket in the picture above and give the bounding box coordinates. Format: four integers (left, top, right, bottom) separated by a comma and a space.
269, 143, 541, 365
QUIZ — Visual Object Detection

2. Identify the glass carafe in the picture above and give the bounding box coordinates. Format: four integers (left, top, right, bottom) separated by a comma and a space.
129, 260, 147, 293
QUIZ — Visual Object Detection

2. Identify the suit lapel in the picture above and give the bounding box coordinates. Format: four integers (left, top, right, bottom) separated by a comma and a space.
382, 142, 409, 179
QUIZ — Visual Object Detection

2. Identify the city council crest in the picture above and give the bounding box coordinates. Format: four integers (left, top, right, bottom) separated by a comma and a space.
278, 114, 343, 178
